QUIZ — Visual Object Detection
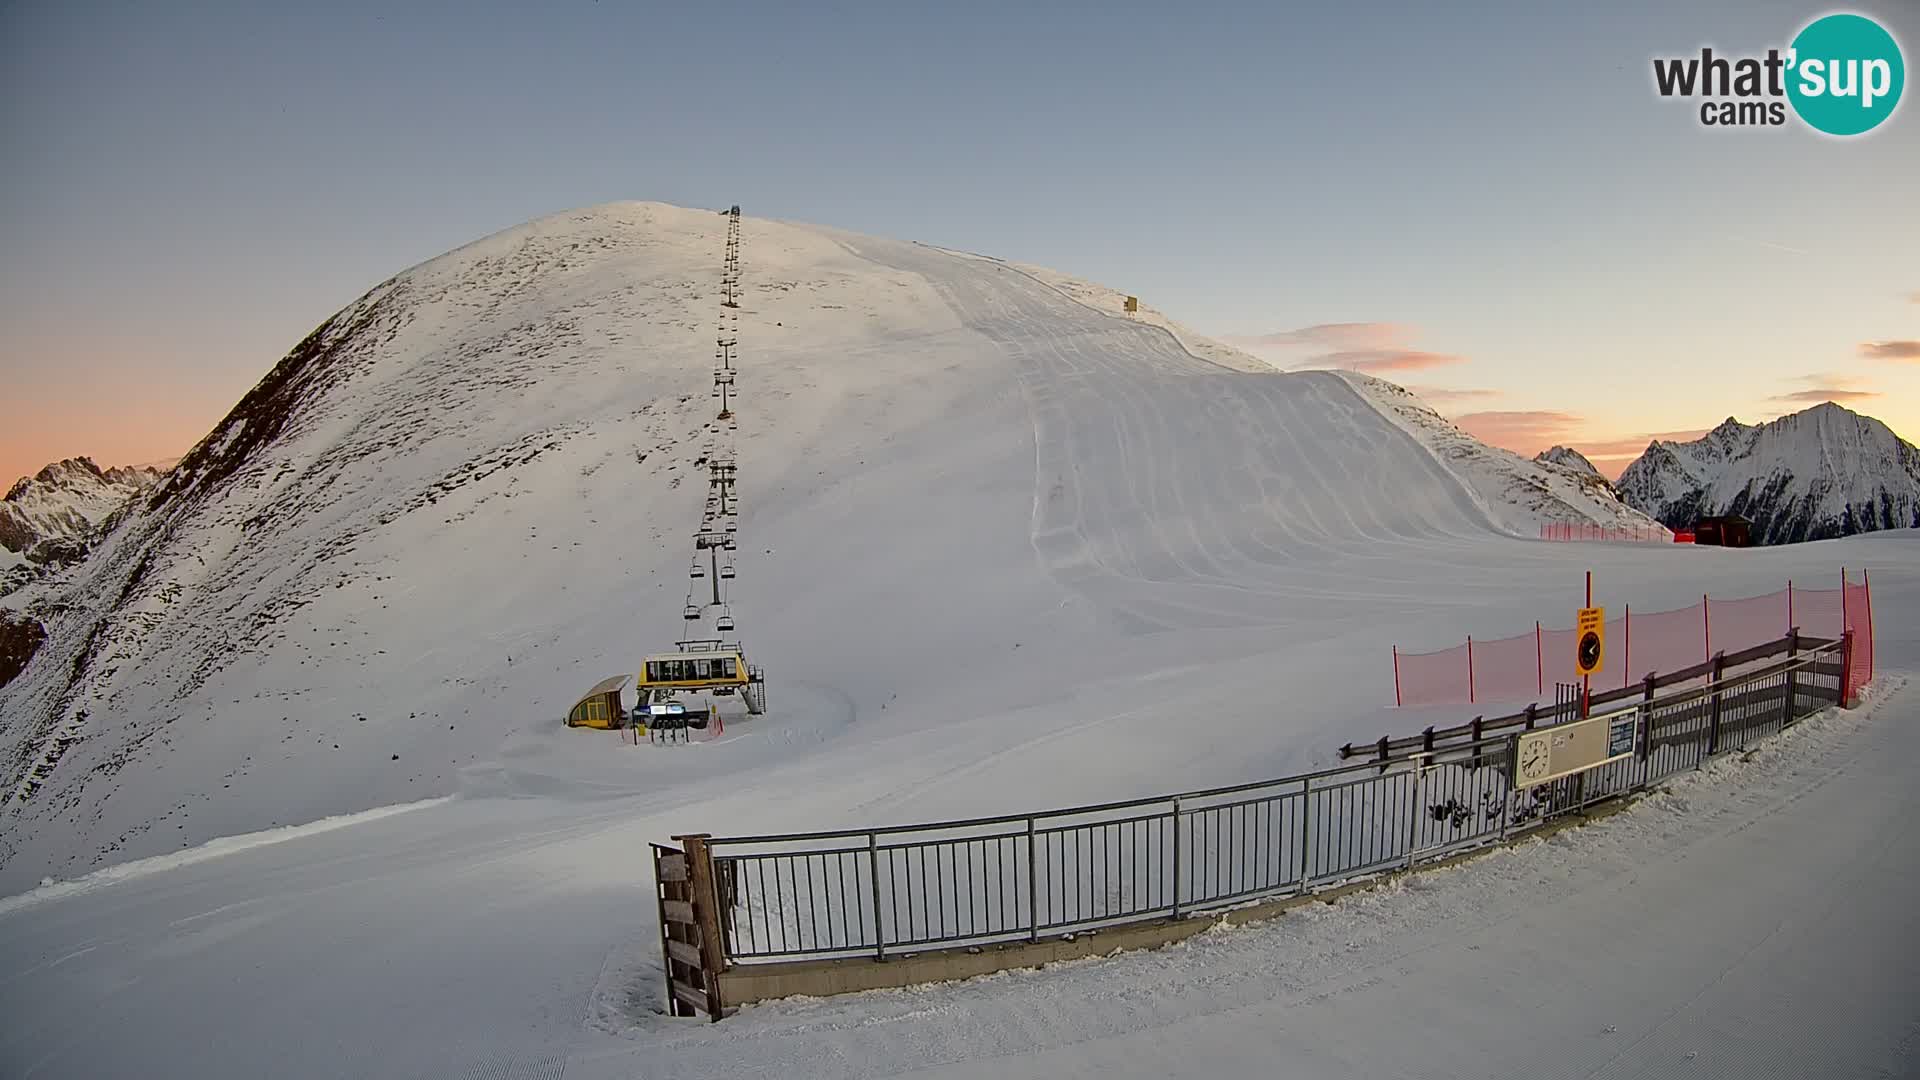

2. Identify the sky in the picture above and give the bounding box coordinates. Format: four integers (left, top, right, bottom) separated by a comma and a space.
2, 0, 1916, 485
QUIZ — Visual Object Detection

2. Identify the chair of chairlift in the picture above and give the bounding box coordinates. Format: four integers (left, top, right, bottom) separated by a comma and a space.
683, 603, 701, 620
690, 560, 705, 579
716, 609, 735, 632
719, 563, 735, 580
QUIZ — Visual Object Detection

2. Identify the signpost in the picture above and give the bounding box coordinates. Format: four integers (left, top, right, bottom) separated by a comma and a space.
1575, 570, 1603, 718
1575, 606, 1606, 677
1513, 707, 1638, 790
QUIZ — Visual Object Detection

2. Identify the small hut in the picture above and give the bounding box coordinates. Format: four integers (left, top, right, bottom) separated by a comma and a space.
566, 674, 631, 729
1692, 514, 1754, 548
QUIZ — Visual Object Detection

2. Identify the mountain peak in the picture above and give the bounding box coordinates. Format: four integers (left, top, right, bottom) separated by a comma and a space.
1617, 400, 1920, 543
0, 457, 166, 564
1533, 445, 1603, 479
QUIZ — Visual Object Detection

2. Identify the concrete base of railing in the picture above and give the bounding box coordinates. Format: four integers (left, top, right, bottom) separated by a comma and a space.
718, 796, 1640, 1008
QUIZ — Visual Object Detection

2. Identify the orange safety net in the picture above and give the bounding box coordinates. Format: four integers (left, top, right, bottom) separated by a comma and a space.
1538, 522, 1672, 543
1393, 573, 1875, 708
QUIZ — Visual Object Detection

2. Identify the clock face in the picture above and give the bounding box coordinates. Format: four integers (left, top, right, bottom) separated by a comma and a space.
1520, 739, 1549, 779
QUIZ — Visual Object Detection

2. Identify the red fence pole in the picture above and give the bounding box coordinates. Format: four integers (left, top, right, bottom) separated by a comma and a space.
1865, 569, 1875, 683
1393, 646, 1402, 707
1535, 621, 1543, 696
1467, 636, 1476, 704
1787, 580, 1794, 634
1623, 603, 1631, 689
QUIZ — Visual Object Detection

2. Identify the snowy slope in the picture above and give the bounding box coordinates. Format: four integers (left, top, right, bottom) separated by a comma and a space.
0, 198, 1913, 1077
1334, 373, 1666, 537
0, 554, 1909, 1079
0, 200, 1684, 889
1618, 403, 1920, 544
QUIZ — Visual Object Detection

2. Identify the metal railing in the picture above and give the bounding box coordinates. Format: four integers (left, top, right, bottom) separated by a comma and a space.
1353, 629, 1831, 764
694, 635, 1850, 967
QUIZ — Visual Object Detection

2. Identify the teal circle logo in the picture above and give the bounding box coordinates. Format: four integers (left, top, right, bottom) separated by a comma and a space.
1787, 13, 1904, 135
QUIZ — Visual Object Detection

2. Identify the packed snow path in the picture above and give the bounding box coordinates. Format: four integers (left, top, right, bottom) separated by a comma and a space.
593, 682, 1920, 1080
2, 678, 1911, 1077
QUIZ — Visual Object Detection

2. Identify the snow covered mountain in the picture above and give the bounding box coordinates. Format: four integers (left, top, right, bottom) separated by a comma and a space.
1535, 445, 1600, 478
0, 202, 1677, 889
1616, 403, 1920, 544
1336, 376, 1662, 536
0, 457, 165, 553
0, 458, 165, 592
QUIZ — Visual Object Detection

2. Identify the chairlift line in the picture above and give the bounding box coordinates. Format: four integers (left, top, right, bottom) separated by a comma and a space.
642, 200, 764, 723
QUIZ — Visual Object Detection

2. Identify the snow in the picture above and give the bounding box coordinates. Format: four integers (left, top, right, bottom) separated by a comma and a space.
1332, 372, 1665, 538
0, 795, 449, 918
0, 456, 162, 552
1618, 403, 1920, 543
0, 202, 1916, 1076
1535, 443, 1603, 479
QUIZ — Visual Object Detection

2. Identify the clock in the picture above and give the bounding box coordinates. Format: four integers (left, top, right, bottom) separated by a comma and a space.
1520, 737, 1549, 781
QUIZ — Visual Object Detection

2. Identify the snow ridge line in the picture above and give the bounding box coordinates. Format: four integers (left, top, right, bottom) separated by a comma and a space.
923, 244, 1253, 375
0, 795, 452, 917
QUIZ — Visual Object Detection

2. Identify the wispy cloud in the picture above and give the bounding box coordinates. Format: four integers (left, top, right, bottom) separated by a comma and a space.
1726, 234, 1811, 256
1858, 338, 1920, 359
1405, 385, 1500, 405
1228, 322, 1467, 373
1860, 340, 1920, 361
1774, 387, 1878, 403
1226, 322, 1410, 350
1578, 429, 1713, 460
1451, 410, 1583, 458
1770, 372, 1879, 405
1908, 291, 1920, 305
1315, 348, 1466, 373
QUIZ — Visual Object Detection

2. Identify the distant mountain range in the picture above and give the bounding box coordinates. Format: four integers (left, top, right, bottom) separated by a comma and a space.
1, 458, 167, 591
1614, 402, 1920, 544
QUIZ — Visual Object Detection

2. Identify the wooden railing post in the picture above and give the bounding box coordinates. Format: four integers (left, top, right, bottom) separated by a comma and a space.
673, 833, 729, 1021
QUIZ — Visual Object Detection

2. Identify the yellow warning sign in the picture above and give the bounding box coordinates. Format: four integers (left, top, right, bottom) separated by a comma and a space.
1575, 606, 1605, 676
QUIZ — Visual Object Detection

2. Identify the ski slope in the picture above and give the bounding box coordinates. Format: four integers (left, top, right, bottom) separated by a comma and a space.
1, 203, 1916, 1076
3, 203, 1638, 889
0, 564, 1910, 1078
